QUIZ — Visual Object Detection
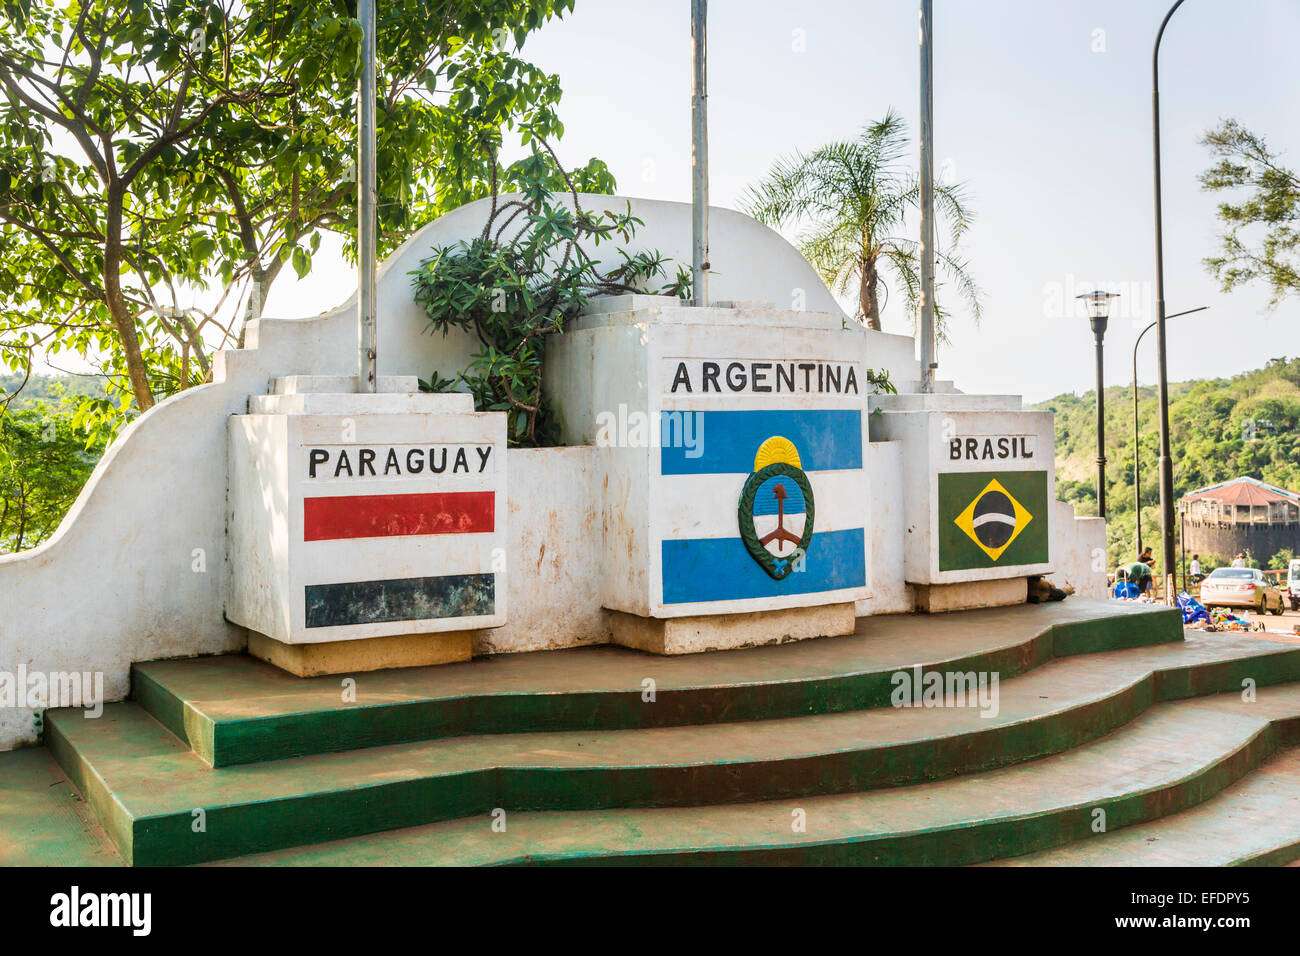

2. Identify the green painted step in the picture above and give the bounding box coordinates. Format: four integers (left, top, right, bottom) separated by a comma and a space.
988, 746, 1300, 867
0, 748, 121, 867
133, 600, 1183, 767
223, 686, 1300, 866
45, 634, 1300, 866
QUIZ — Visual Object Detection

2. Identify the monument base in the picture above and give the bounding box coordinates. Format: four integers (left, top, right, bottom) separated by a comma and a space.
609, 603, 857, 656
246, 630, 472, 677
913, 578, 1028, 614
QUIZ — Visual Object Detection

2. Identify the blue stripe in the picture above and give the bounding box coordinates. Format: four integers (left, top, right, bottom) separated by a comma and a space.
660, 409, 862, 475
661, 528, 866, 604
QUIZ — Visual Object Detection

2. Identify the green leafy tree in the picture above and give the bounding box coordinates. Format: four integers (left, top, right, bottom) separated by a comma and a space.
741, 110, 981, 339
1200, 119, 1300, 307
0, 0, 581, 426
0, 396, 106, 551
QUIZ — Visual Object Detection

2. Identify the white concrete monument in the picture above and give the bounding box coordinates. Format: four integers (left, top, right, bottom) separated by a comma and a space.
870, 394, 1056, 612
549, 298, 876, 653
225, 374, 507, 675
0, 194, 1107, 749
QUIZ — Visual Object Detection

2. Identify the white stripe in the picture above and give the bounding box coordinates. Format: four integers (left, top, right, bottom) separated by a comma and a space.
972, 513, 1015, 528
658, 470, 867, 539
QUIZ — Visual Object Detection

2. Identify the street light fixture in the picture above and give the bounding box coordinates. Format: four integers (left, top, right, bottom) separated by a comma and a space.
1077, 291, 1120, 518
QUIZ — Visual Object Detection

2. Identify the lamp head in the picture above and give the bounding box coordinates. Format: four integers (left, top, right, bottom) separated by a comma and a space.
1076, 290, 1119, 336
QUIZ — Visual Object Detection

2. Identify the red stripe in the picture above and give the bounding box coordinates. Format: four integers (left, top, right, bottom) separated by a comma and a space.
304, 491, 495, 541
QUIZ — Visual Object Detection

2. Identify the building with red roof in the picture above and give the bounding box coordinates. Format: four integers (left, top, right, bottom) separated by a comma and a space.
1179, 477, 1300, 563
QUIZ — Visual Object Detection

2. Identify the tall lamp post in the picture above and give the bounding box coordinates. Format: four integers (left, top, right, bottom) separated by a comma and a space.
1132, 306, 1206, 557
1078, 291, 1119, 518
1152, 0, 1189, 602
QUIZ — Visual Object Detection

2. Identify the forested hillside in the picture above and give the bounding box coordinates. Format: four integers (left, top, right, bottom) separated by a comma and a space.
1035, 356, 1300, 572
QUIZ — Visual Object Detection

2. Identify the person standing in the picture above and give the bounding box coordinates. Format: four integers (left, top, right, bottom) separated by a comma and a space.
1232, 553, 1246, 568
1189, 554, 1202, 583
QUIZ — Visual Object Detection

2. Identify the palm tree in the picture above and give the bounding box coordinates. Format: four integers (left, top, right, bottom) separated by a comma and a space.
742, 110, 981, 340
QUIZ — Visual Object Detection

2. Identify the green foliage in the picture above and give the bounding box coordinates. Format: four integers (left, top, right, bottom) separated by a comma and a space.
1, 370, 106, 408
742, 110, 981, 340
0, 394, 107, 552
411, 150, 689, 445
1270, 548, 1295, 571
1038, 355, 1300, 572
1200, 119, 1300, 308
0, 0, 582, 427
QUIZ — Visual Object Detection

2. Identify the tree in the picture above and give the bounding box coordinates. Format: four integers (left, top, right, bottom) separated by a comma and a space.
0, 0, 581, 424
1200, 119, 1300, 307
741, 110, 981, 338
0, 396, 106, 552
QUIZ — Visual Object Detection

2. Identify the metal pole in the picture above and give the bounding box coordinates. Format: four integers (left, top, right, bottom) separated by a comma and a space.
1152, 0, 1187, 602
1181, 506, 1186, 592
1092, 318, 1107, 518
918, 0, 935, 392
1131, 306, 1205, 558
357, 0, 378, 392
1132, 325, 1148, 557
690, 0, 709, 307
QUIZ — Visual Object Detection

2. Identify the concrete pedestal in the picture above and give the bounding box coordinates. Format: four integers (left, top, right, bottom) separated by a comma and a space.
547, 299, 872, 652
609, 603, 857, 655
226, 376, 507, 673
869, 393, 1055, 613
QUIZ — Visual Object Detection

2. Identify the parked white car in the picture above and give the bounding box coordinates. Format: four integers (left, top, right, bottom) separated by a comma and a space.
1200, 567, 1286, 614
1288, 558, 1300, 612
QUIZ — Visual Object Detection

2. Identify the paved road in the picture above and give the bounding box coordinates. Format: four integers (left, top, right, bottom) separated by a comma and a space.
1207, 604, 1300, 645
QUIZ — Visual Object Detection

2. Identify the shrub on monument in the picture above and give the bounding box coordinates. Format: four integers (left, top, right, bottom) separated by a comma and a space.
411, 147, 690, 446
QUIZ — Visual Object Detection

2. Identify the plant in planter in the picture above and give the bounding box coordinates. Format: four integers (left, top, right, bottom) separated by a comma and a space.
411, 146, 690, 445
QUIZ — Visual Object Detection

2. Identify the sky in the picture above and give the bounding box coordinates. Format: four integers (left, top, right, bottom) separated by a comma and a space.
263, 0, 1300, 403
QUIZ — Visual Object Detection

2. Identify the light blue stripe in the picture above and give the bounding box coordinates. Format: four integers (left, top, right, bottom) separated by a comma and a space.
660, 409, 862, 475
661, 528, 866, 604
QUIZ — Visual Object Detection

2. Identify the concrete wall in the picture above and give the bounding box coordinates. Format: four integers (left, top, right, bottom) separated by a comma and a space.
472, 447, 610, 655
1182, 522, 1299, 565
1048, 500, 1108, 599
856, 441, 913, 616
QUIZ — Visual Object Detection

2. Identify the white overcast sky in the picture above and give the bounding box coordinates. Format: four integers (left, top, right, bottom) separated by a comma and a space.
264, 0, 1300, 403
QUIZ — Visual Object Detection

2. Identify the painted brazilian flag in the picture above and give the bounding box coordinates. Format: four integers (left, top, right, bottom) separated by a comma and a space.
938, 470, 1049, 571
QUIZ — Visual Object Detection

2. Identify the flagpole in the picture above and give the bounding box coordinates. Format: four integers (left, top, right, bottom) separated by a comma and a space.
691, 0, 709, 307
357, 0, 378, 392
918, 0, 936, 392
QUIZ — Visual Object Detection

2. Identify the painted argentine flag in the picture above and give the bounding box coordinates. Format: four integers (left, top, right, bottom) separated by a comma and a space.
657, 408, 867, 606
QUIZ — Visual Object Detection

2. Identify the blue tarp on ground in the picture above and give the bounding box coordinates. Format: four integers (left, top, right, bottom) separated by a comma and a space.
1177, 591, 1209, 624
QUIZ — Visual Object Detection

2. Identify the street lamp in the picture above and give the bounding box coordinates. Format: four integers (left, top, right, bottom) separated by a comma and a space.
1077, 291, 1120, 518
1152, 0, 1190, 603
1132, 306, 1206, 558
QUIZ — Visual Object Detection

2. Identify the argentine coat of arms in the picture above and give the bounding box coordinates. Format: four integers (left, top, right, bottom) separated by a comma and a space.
738, 436, 816, 580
